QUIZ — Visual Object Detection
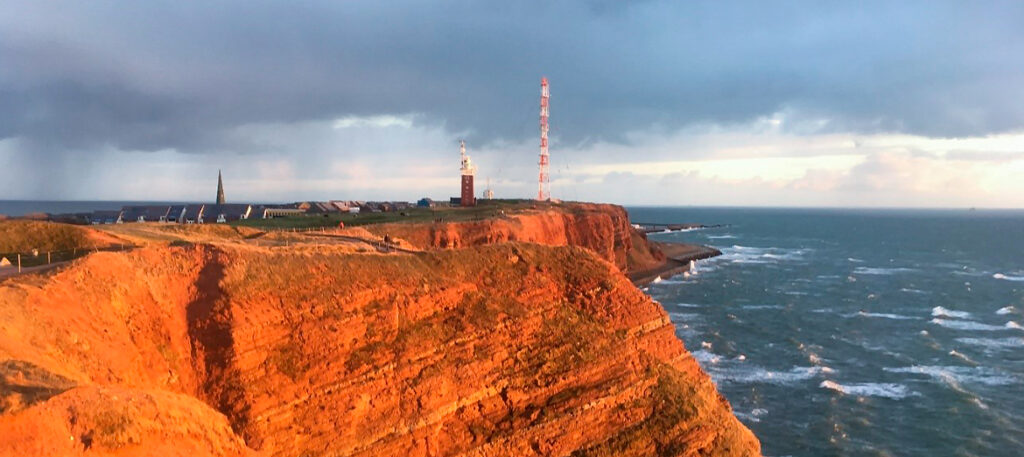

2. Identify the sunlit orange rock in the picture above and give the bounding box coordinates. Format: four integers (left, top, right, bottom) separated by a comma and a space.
0, 205, 759, 457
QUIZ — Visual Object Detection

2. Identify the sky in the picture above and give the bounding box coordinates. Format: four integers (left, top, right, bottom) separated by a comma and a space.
1, 1, 1023, 207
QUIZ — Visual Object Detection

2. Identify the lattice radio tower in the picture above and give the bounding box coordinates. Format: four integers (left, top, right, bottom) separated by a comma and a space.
537, 77, 550, 201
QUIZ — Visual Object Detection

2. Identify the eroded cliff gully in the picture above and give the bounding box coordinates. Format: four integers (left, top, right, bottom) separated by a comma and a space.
0, 207, 759, 457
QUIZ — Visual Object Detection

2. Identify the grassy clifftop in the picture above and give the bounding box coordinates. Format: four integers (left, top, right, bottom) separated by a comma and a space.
0, 220, 121, 253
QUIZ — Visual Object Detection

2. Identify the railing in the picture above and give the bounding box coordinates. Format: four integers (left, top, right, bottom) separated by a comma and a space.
0, 244, 137, 274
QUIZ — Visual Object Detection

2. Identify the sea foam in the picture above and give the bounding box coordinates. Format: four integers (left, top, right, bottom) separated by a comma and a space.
819, 380, 914, 399
885, 365, 1017, 386
701, 364, 833, 385
900, 288, 928, 294
853, 266, 918, 275
928, 318, 1017, 331
955, 337, 1024, 350
846, 311, 916, 320
721, 245, 809, 265
931, 306, 971, 319
993, 273, 1024, 282
734, 408, 768, 423
672, 302, 705, 308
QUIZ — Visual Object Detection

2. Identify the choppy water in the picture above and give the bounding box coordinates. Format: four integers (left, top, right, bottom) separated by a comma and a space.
630, 207, 1024, 457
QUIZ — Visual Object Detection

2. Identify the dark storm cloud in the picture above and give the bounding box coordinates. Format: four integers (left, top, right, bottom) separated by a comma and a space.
1, 0, 1023, 154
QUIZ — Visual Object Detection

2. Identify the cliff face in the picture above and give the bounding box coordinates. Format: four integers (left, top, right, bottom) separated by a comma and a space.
363, 203, 665, 274
0, 204, 759, 457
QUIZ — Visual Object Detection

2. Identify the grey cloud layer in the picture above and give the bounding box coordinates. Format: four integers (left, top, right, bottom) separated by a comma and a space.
1, 0, 1023, 155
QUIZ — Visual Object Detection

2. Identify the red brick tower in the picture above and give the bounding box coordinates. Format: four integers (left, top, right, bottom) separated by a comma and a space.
460, 140, 476, 207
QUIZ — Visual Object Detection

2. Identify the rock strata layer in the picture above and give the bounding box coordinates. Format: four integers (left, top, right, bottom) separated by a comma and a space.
0, 205, 759, 457
363, 203, 666, 274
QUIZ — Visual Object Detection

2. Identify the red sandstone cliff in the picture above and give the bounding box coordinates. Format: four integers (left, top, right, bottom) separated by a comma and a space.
361, 203, 666, 274
0, 207, 759, 457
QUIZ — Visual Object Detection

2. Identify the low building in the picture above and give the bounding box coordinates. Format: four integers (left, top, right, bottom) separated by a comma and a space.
122, 206, 171, 223
301, 202, 337, 214
417, 198, 436, 208
197, 204, 252, 223
166, 205, 188, 223
88, 210, 123, 224
261, 207, 306, 219
330, 200, 364, 213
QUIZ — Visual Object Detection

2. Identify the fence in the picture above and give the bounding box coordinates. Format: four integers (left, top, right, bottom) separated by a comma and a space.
0, 244, 137, 274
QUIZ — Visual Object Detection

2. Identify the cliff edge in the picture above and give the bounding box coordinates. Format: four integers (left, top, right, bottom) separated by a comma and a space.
360, 202, 666, 275
0, 204, 758, 457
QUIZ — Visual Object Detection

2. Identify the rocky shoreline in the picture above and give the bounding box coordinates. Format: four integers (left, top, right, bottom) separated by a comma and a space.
629, 241, 723, 286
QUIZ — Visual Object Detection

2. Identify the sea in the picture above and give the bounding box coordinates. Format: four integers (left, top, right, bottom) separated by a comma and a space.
0, 200, 189, 217
4, 201, 1022, 455
629, 207, 1024, 457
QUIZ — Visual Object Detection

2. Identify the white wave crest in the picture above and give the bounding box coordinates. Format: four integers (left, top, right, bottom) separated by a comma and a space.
720, 245, 809, 264
928, 318, 1019, 331
853, 266, 918, 275
743, 304, 785, 310
948, 350, 975, 364
885, 365, 1017, 386
993, 273, 1024, 282
819, 380, 914, 399
955, 337, 1024, 350
847, 311, 917, 320
673, 303, 705, 308
996, 306, 1015, 315
932, 306, 971, 319
691, 349, 721, 364
703, 364, 833, 385
734, 407, 768, 423
900, 288, 928, 294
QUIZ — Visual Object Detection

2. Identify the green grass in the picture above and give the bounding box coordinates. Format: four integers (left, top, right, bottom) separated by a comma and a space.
231, 199, 556, 230
0, 220, 98, 253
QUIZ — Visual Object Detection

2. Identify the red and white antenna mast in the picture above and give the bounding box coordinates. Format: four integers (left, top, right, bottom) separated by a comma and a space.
538, 77, 550, 201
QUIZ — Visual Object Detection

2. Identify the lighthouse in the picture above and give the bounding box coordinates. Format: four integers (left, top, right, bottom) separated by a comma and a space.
460, 140, 476, 207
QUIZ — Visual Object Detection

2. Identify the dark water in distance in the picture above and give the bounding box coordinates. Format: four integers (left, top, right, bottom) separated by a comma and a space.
627, 207, 1024, 457
0, 200, 195, 217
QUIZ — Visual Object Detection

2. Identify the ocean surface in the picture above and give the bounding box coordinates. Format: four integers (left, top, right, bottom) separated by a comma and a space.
629, 207, 1024, 457
0, 200, 191, 217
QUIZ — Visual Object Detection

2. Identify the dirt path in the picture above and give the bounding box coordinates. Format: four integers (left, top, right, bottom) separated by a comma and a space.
299, 232, 419, 254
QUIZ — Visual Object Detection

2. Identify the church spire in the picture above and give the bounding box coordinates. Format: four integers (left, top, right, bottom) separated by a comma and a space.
216, 170, 226, 204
